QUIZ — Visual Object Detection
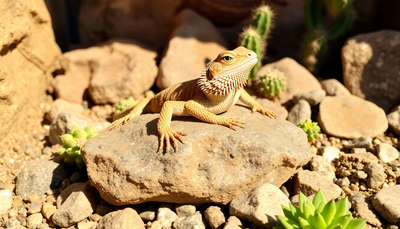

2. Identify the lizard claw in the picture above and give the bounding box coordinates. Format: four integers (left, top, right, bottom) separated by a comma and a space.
252, 106, 278, 119
222, 117, 245, 130
158, 128, 186, 152
109, 115, 136, 130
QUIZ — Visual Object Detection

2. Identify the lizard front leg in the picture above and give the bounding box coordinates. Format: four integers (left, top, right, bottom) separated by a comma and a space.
108, 97, 152, 130
184, 100, 245, 130
239, 89, 278, 118
157, 101, 188, 152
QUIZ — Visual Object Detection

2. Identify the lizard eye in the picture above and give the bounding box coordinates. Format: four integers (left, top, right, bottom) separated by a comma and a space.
222, 56, 233, 61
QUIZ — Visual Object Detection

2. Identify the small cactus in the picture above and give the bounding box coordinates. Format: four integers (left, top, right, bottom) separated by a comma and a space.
258, 69, 286, 98
251, 5, 274, 40
240, 27, 262, 79
298, 119, 321, 141
275, 189, 367, 229
58, 125, 99, 169
115, 97, 138, 114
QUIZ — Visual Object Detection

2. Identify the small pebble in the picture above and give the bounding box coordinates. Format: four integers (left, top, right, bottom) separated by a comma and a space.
356, 170, 368, 179
351, 148, 367, 154
336, 177, 350, 187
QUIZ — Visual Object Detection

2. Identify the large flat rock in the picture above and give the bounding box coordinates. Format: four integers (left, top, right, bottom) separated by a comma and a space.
82, 105, 311, 205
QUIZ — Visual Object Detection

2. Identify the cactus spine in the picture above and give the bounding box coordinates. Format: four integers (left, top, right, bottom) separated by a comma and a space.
301, 0, 354, 72
240, 27, 262, 79
239, 4, 274, 79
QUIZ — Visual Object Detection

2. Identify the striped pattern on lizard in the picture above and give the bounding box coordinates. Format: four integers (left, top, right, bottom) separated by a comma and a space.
107, 46, 278, 152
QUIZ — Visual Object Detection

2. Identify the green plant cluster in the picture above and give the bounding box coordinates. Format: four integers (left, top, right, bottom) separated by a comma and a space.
298, 119, 320, 141
115, 96, 138, 114
239, 5, 274, 79
58, 125, 99, 169
275, 190, 367, 229
258, 69, 286, 98
301, 0, 354, 71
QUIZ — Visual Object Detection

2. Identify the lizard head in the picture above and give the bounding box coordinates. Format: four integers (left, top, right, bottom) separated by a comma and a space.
198, 46, 258, 95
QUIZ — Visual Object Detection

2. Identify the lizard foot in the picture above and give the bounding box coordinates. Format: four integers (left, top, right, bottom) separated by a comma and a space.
158, 128, 186, 152
108, 116, 134, 130
220, 117, 245, 130
252, 106, 278, 119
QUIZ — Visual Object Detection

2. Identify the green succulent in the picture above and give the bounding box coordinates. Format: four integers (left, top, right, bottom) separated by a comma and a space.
115, 97, 138, 114
58, 125, 99, 169
275, 190, 367, 229
298, 119, 321, 141
258, 69, 286, 98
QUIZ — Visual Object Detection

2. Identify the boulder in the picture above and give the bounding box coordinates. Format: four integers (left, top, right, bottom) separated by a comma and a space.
342, 30, 400, 112
82, 106, 311, 205
0, 0, 61, 144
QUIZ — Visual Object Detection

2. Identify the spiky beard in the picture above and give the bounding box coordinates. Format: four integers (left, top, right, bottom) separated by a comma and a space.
197, 62, 251, 96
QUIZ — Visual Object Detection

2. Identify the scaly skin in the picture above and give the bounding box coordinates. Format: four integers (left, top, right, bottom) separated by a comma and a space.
108, 46, 278, 152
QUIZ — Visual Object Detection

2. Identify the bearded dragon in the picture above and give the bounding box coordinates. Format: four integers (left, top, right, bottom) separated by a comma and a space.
108, 46, 278, 151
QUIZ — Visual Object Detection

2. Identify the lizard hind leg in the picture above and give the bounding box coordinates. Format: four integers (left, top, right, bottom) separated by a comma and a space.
108, 97, 152, 130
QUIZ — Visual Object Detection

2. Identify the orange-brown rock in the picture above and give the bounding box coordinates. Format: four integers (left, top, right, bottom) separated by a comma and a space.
0, 0, 61, 144
156, 9, 228, 90
82, 106, 311, 205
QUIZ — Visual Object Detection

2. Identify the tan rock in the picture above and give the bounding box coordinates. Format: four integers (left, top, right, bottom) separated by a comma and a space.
293, 170, 342, 201
320, 79, 351, 96
79, 0, 183, 47
0, 0, 61, 145
229, 183, 290, 228
204, 206, 225, 229
342, 30, 400, 112
46, 98, 85, 122
26, 213, 43, 228
318, 95, 388, 139
372, 185, 400, 224
97, 208, 144, 229
353, 202, 381, 227
156, 9, 228, 90
254, 58, 322, 104
53, 46, 109, 104
223, 216, 244, 229
88, 40, 157, 104
77, 221, 97, 229
42, 203, 57, 220
52, 182, 98, 227
310, 155, 336, 180
82, 106, 311, 205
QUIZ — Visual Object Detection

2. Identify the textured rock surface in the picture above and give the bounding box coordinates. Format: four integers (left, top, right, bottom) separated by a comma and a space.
293, 90, 326, 106
46, 99, 84, 122
78, 0, 183, 47
0, 0, 61, 144
52, 182, 98, 227
16, 159, 69, 199
97, 208, 144, 229
287, 100, 311, 126
156, 9, 228, 90
294, 170, 342, 201
342, 30, 400, 112
372, 185, 400, 224
310, 155, 336, 180
53, 39, 157, 104
376, 143, 399, 163
82, 106, 311, 205
173, 211, 207, 229
204, 206, 226, 229
254, 58, 321, 104
229, 183, 290, 228
318, 95, 388, 139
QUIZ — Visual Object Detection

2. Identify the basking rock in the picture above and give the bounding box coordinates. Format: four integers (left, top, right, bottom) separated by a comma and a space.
318, 95, 388, 139
156, 9, 228, 90
342, 30, 400, 112
254, 58, 321, 104
82, 106, 311, 205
